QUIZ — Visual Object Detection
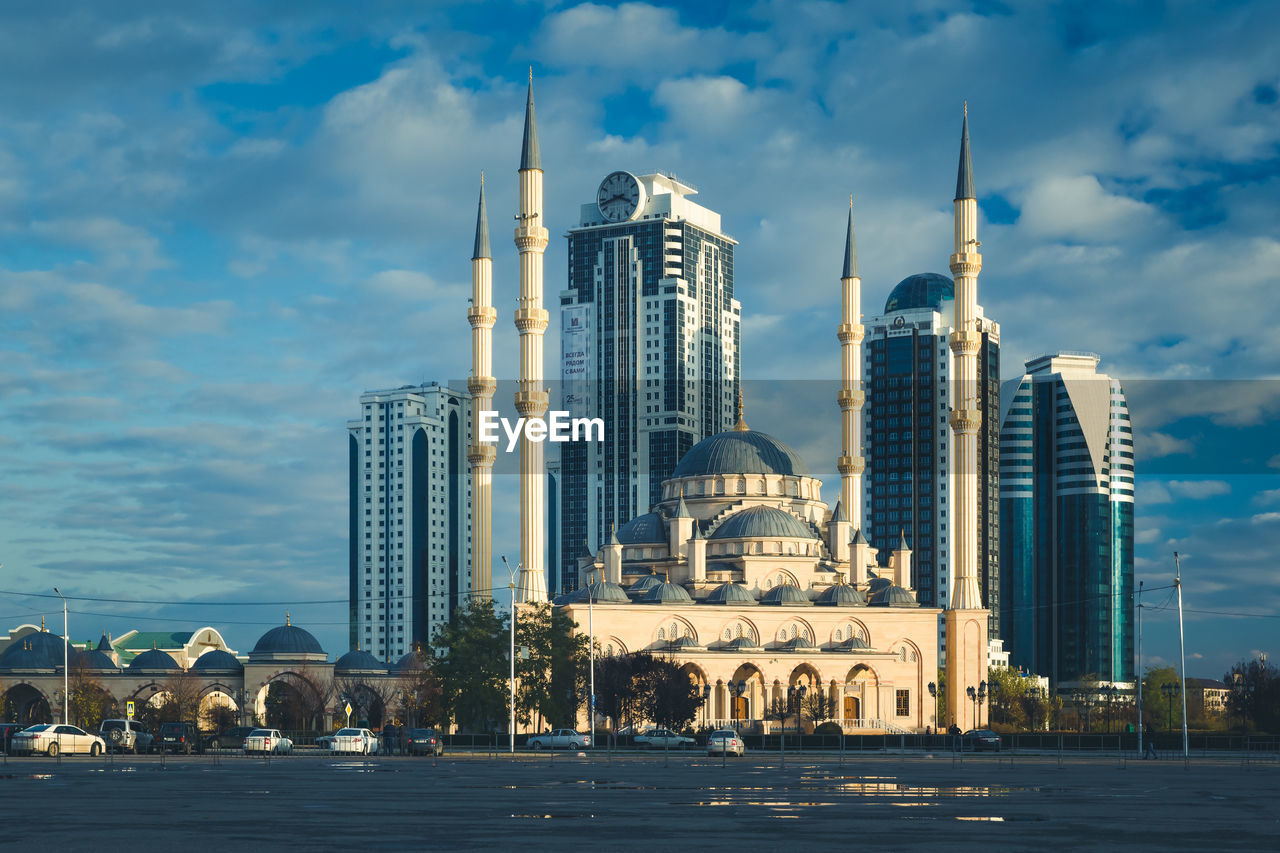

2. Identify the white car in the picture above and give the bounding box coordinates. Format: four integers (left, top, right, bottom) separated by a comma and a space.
243, 728, 293, 754
707, 729, 745, 757
527, 729, 590, 750
12, 724, 106, 757
330, 727, 380, 755
634, 728, 696, 749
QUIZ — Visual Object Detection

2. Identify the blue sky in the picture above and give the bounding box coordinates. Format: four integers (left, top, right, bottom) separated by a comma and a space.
0, 1, 1277, 678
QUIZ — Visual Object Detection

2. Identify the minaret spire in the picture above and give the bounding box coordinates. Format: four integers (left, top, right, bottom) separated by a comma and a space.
514, 71, 549, 604
468, 172, 498, 600
837, 197, 865, 529
956, 101, 975, 201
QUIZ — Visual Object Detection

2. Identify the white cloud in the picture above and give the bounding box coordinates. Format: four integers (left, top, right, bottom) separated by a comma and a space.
540, 3, 739, 71
1166, 480, 1231, 500
1018, 174, 1157, 242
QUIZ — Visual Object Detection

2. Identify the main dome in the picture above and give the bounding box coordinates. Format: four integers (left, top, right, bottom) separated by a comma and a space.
883, 273, 954, 314
672, 429, 811, 478
252, 623, 323, 656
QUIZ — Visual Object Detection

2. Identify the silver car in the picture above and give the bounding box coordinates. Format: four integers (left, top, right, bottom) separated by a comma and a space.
243, 728, 293, 754
527, 729, 590, 750
706, 729, 745, 757
634, 728, 696, 749
330, 727, 380, 755
13, 724, 107, 757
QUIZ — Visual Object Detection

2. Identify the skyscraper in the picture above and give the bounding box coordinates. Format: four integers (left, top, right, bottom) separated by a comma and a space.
348, 384, 471, 661
557, 171, 740, 593
999, 353, 1134, 687
862, 273, 1001, 629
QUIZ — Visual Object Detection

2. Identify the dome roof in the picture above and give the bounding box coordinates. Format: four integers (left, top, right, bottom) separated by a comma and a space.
572, 580, 631, 604
867, 575, 892, 594
816, 584, 867, 606
710, 506, 816, 541
616, 512, 666, 545
782, 636, 815, 651
869, 585, 918, 607
672, 429, 811, 479
883, 272, 954, 314
836, 636, 872, 651
723, 636, 759, 651
128, 648, 180, 671
667, 635, 702, 650
252, 622, 323, 656
192, 649, 243, 672
760, 584, 813, 606
627, 574, 664, 597
705, 582, 758, 606
0, 631, 75, 670
393, 651, 424, 675
641, 581, 693, 604
335, 649, 386, 673
73, 649, 119, 671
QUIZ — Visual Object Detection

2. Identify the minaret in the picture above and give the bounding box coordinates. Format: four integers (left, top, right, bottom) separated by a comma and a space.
836, 198, 865, 528
944, 103, 989, 729
948, 104, 983, 611
514, 71, 549, 604
467, 175, 497, 601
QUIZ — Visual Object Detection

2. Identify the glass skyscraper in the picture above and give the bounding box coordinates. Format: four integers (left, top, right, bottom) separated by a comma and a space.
348, 383, 471, 661
999, 353, 1134, 687
863, 273, 1001, 637
558, 171, 740, 594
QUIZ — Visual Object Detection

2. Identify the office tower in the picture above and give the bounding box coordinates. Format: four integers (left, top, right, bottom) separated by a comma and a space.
348, 384, 471, 661
999, 352, 1135, 686
557, 170, 740, 593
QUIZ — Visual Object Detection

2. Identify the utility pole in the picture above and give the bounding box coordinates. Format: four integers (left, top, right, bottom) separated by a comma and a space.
502, 555, 516, 754
1137, 580, 1144, 757
54, 588, 68, 724
1174, 552, 1189, 760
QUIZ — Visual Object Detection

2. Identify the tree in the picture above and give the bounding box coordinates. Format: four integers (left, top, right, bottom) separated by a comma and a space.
515, 603, 590, 730
802, 690, 837, 728
156, 670, 203, 723
1142, 666, 1184, 731
67, 659, 116, 730
595, 652, 659, 735
637, 656, 702, 733
394, 646, 444, 729
1224, 656, 1280, 734
430, 598, 508, 733
986, 667, 1028, 730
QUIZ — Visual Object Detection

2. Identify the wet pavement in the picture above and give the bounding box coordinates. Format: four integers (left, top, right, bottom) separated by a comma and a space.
1, 750, 1275, 850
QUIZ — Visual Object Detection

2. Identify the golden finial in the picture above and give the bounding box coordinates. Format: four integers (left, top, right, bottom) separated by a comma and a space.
480, 169, 484, 187
528, 65, 533, 84
849, 194, 853, 210
41, 614, 46, 631
152, 641, 157, 650
964, 99, 968, 118
285, 611, 291, 626
734, 387, 749, 431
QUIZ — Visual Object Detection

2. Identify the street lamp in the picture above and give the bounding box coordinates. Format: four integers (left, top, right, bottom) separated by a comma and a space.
976, 681, 987, 729
53, 588, 68, 725
966, 685, 976, 731
728, 680, 746, 731
927, 682, 938, 733
501, 555, 516, 754
787, 684, 808, 743
1161, 681, 1180, 731
702, 683, 712, 729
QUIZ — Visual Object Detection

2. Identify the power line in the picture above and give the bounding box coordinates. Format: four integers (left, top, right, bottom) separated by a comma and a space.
1145, 603, 1279, 620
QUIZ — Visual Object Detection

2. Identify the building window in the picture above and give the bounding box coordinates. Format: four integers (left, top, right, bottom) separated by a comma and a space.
896, 690, 910, 717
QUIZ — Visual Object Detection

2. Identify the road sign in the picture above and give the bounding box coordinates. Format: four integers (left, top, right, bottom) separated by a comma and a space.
345, 702, 353, 718
126, 700, 135, 720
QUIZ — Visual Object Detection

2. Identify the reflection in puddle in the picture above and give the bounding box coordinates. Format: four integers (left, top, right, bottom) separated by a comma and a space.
957, 816, 1006, 822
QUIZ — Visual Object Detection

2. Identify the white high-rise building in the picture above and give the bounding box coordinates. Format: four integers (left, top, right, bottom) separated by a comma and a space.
557, 171, 741, 593
347, 384, 471, 661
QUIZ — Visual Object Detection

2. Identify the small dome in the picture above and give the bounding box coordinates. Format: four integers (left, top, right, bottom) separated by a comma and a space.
704, 582, 758, 606
867, 575, 892, 594
782, 636, 814, 651
673, 430, 812, 478
883, 272, 954, 314
73, 649, 119, 671
723, 636, 759, 651
572, 580, 630, 604
334, 649, 386, 674
641, 582, 693, 604
0, 631, 74, 670
616, 512, 666, 545
192, 649, 243, 672
392, 651, 424, 675
627, 574, 664, 597
869, 585, 918, 607
710, 506, 816, 541
667, 635, 702, 650
760, 584, 812, 606
837, 636, 872, 651
128, 648, 180, 671
252, 622, 323, 656
816, 584, 867, 606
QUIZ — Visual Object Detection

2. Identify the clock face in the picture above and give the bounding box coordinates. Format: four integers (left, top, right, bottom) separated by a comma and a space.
597, 171, 642, 222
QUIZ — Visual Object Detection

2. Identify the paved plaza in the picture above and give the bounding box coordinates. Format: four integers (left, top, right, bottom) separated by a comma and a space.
2, 750, 1276, 851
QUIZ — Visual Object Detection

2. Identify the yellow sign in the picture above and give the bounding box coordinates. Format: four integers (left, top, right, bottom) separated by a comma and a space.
345, 702, 353, 718
126, 700, 135, 720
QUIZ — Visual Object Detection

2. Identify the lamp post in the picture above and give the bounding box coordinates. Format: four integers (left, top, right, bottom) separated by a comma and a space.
976, 681, 987, 729
1161, 681, 1180, 731
588, 569, 596, 739
787, 685, 808, 746
728, 680, 746, 731
966, 685, 976, 731
927, 681, 938, 733
53, 588, 68, 725
501, 555, 516, 754
702, 683, 712, 729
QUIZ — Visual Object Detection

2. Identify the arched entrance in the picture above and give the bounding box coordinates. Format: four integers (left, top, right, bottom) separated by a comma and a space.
678, 663, 710, 728
721, 663, 765, 728
3, 684, 51, 725
844, 664, 878, 723
256, 673, 330, 732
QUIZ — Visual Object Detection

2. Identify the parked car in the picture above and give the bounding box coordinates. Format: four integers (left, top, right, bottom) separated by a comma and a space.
706, 729, 745, 757
527, 729, 590, 750
99, 719, 154, 754
406, 728, 444, 756
0, 722, 25, 754
330, 727, 380, 755
634, 728, 696, 749
244, 728, 293, 754
315, 733, 337, 750
960, 729, 1002, 752
205, 726, 256, 751
157, 721, 204, 754
12, 724, 106, 757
